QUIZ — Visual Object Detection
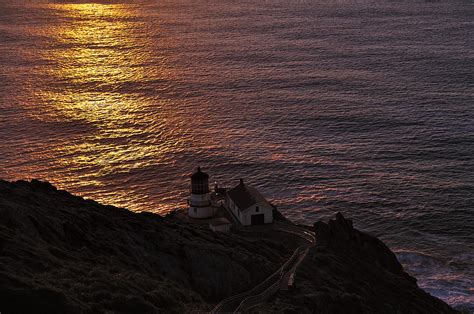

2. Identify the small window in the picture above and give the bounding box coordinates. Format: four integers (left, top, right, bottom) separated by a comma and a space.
256, 206, 259, 212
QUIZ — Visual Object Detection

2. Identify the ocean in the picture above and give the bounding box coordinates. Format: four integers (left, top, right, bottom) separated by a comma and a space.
0, 0, 472, 310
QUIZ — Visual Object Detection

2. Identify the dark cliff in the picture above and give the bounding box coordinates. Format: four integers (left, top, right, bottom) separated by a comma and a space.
0, 180, 297, 313
256, 213, 456, 313
0, 180, 456, 313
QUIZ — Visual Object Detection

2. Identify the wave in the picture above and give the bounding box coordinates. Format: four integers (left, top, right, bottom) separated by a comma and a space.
396, 250, 474, 312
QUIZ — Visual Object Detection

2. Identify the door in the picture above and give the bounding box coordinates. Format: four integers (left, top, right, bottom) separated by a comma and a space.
251, 213, 265, 225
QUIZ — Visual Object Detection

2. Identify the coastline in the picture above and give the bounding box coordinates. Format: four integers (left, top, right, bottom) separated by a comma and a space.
0, 179, 458, 313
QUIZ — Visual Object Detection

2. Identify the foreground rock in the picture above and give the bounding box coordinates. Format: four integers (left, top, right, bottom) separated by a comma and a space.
255, 213, 457, 313
0, 180, 297, 313
0, 180, 456, 313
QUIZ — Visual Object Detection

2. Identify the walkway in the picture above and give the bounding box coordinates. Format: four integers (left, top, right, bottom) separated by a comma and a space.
211, 223, 316, 313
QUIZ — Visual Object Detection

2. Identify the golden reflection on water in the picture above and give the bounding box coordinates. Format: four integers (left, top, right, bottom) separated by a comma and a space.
42, 3, 149, 122
35, 3, 184, 212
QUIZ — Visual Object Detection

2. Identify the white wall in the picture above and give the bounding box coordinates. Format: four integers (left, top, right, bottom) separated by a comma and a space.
188, 192, 214, 218
241, 201, 273, 226
226, 197, 273, 225
188, 206, 214, 218
189, 193, 210, 207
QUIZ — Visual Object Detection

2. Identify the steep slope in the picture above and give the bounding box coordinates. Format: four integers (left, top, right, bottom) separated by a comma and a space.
0, 180, 456, 313
256, 213, 456, 313
0, 180, 294, 313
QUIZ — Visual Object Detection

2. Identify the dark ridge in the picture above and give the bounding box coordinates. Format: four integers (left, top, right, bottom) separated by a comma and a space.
0, 179, 296, 313
0, 180, 456, 313
255, 213, 457, 314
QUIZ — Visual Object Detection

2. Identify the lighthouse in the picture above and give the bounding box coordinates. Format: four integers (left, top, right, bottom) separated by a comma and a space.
188, 167, 214, 218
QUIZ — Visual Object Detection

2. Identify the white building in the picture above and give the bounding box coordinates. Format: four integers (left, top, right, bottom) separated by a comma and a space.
209, 217, 232, 232
226, 179, 273, 226
188, 167, 214, 218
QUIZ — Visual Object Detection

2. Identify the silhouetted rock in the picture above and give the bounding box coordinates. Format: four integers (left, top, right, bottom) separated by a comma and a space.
0, 180, 297, 313
255, 213, 456, 313
314, 212, 408, 279
0, 181, 456, 313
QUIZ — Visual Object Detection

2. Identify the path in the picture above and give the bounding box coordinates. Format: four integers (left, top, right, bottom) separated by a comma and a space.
211, 223, 316, 313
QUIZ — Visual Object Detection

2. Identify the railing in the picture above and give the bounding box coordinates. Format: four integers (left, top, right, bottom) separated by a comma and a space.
210, 256, 287, 313
189, 199, 212, 207
235, 245, 311, 312
210, 225, 316, 313
235, 278, 281, 312
220, 203, 242, 226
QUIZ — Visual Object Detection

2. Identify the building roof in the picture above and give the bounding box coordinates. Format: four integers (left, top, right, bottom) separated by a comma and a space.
191, 166, 209, 180
227, 179, 270, 210
209, 217, 231, 226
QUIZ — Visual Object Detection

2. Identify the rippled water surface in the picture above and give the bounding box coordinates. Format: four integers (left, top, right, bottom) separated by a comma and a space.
0, 0, 473, 310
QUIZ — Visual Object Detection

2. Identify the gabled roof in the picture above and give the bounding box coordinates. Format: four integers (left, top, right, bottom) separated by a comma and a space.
227, 180, 270, 211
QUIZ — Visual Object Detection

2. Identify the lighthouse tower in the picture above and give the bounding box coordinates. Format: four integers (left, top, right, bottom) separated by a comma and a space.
188, 167, 214, 218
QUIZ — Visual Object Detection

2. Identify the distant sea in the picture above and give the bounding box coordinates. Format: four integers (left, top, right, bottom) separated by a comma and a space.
0, 0, 472, 310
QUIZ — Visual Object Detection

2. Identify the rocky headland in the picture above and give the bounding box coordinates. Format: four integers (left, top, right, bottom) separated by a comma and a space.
0, 180, 457, 313
255, 213, 457, 313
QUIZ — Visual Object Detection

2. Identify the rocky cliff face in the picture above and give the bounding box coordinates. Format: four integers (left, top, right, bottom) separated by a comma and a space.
314, 212, 412, 281
0, 180, 456, 313
256, 213, 456, 313
0, 180, 294, 313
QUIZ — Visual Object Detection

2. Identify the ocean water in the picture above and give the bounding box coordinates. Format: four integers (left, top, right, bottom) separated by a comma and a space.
0, 0, 472, 310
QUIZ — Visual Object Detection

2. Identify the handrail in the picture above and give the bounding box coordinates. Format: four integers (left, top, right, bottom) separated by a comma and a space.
235, 244, 311, 312
211, 247, 301, 313
220, 204, 242, 226
210, 225, 316, 313
234, 249, 303, 312
236, 279, 281, 312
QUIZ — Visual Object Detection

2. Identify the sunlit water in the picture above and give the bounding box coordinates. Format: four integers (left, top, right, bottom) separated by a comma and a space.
0, 0, 473, 310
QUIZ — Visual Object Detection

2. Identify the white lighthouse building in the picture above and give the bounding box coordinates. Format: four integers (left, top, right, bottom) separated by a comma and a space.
188, 167, 214, 218
226, 179, 273, 226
